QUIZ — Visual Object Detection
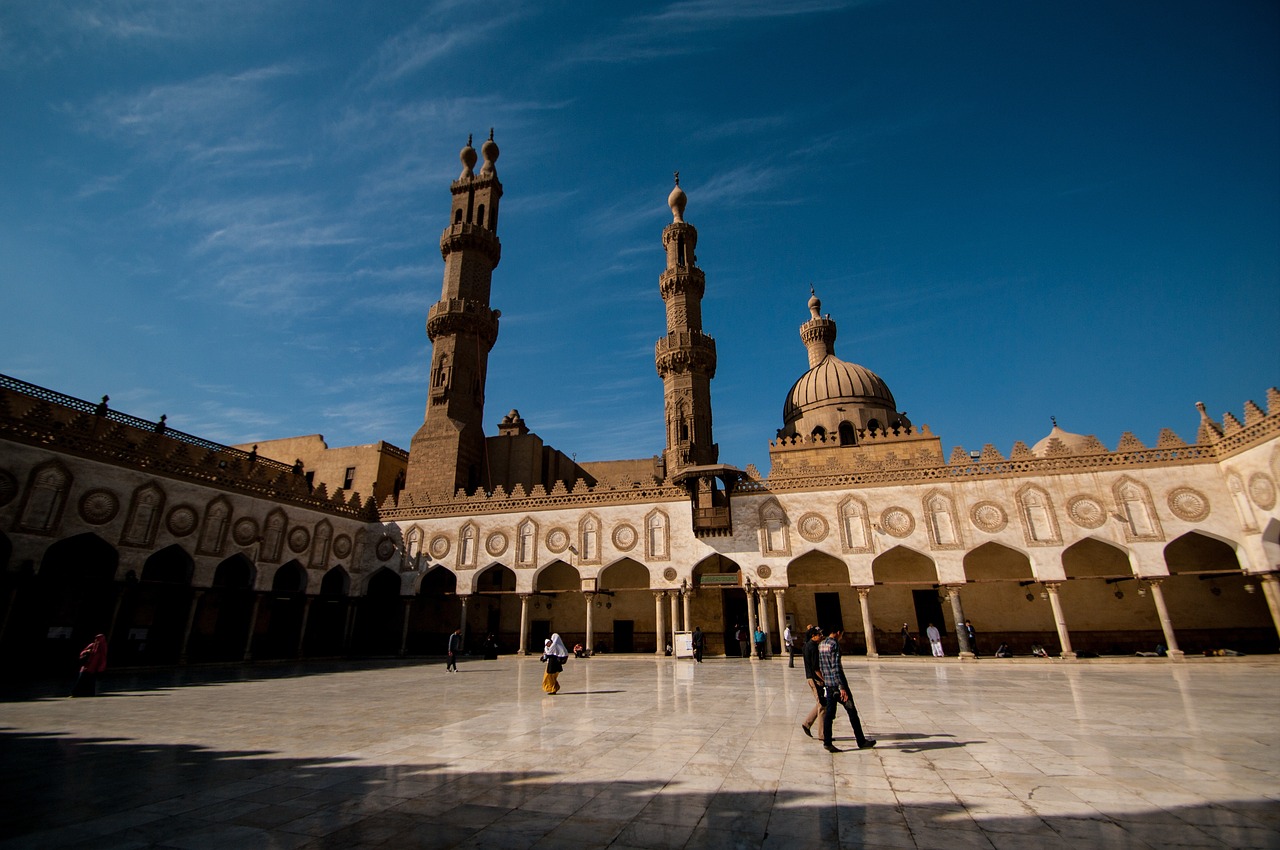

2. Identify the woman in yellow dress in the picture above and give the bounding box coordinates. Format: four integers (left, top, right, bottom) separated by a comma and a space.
542, 634, 568, 694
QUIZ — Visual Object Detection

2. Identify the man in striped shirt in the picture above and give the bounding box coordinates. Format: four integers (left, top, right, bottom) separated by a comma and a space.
818, 626, 877, 753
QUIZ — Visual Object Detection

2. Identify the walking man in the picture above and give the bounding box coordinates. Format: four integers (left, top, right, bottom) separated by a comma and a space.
818, 626, 876, 753
784, 624, 795, 667
736, 624, 750, 659
799, 627, 824, 737
692, 626, 705, 663
446, 628, 461, 672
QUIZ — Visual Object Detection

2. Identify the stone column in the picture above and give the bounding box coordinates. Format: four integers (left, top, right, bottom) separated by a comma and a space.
745, 588, 759, 661
773, 589, 787, 657
946, 585, 974, 658
458, 596, 469, 651
296, 596, 313, 658
1147, 579, 1184, 659
178, 590, 203, 664
857, 586, 878, 658
1258, 574, 1280, 648
343, 604, 357, 654
399, 599, 413, 656
654, 592, 666, 657
517, 594, 531, 656
682, 589, 692, 633
669, 592, 679, 647
585, 593, 595, 654
1043, 582, 1076, 659
243, 592, 262, 661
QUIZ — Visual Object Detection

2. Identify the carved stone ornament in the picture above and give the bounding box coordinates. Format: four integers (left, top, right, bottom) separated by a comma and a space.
288, 526, 310, 553
332, 534, 352, 558
486, 531, 509, 557
546, 527, 570, 554
78, 489, 120, 525
797, 512, 829, 543
1167, 487, 1211, 522
0, 469, 18, 508
970, 501, 1007, 533
880, 507, 915, 538
663, 567, 678, 581
429, 534, 451, 559
166, 505, 198, 537
1066, 496, 1106, 530
1248, 473, 1277, 511
612, 523, 638, 551
232, 517, 259, 546
757, 565, 772, 579
375, 535, 396, 562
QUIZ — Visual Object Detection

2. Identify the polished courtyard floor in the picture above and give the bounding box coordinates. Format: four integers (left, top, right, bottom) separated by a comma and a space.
0, 654, 1277, 850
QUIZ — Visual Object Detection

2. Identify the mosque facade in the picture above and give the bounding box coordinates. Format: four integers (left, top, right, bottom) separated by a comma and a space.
2, 135, 1278, 674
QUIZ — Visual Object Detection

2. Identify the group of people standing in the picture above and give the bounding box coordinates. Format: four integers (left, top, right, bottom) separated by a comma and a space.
899, 620, 979, 657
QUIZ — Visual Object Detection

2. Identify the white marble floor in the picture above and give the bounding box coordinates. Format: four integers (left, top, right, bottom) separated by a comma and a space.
0, 654, 1277, 849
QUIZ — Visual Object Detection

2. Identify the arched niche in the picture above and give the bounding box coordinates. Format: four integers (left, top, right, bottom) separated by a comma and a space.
1061, 537, 1132, 578
141, 544, 194, 585
213, 553, 256, 589
272, 560, 308, 594
320, 566, 350, 597
599, 558, 650, 590
1164, 532, 1242, 574
963, 542, 1033, 581
535, 560, 579, 592
788, 550, 851, 585
365, 567, 401, 598
420, 565, 458, 595
871, 545, 937, 584
40, 532, 118, 586
692, 553, 740, 584
476, 564, 516, 593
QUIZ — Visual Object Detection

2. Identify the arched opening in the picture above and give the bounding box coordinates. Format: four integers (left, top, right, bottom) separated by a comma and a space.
305, 566, 350, 657
28, 533, 119, 675
597, 558, 652, 654
959, 543, 1052, 655
353, 568, 403, 656
838, 421, 856, 446
122, 544, 195, 665
525, 562, 577, 654
1160, 532, 1272, 654
1058, 537, 1154, 655
871, 546, 941, 654
406, 566, 460, 656
692, 553, 744, 657
189, 554, 256, 662
476, 203, 485, 228
788, 550, 862, 654
256, 560, 308, 660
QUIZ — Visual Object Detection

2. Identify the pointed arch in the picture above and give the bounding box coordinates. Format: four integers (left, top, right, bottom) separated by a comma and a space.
1113, 476, 1163, 541
197, 496, 232, 556
213, 553, 256, 589
789, 550, 852, 585
871, 545, 937, 584
1016, 484, 1061, 545
758, 498, 790, 556
644, 509, 669, 561
418, 564, 458, 594
922, 489, 962, 549
364, 567, 401, 597
320, 565, 350, 597
141, 544, 194, 585
120, 481, 166, 547
962, 541, 1033, 581
1164, 531, 1243, 574
838, 421, 857, 446
403, 525, 425, 571
599, 558, 651, 590
271, 560, 308, 593
534, 560, 580, 592
17, 460, 72, 534
475, 563, 516, 593
261, 509, 287, 564
1062, 537, 1133, 578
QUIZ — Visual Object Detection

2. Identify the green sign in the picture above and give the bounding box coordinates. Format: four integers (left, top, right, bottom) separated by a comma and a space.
699, 573, 740, 587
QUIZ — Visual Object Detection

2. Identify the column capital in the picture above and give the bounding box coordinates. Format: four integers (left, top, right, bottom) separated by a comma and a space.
1042, 581, 1062, 592
856, 585, 872, 599
1145, 577, 1164, 588
653, 590, 667, 600
1259, 572, 1279, 584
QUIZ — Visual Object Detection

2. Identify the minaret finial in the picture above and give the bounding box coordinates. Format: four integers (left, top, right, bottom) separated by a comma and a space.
673, 170, 680, 186
1051, 415, 1058, 428
488, 127, 494, 141
467, 133, 472, 146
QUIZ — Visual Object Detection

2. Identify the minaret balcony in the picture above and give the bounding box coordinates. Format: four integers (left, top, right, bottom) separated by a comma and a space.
659, 266, 706, 299
427, 299, 501, 346
439, 223, 502, 266
655, 331, 717, 376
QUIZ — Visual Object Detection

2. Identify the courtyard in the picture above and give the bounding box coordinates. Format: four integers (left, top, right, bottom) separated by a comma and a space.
0, 654, 1276, 849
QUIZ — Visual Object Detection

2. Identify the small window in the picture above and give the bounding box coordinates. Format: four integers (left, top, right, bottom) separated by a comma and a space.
476, 204, 485, 228
343, 467, 356, 490
454, 209, 463, 224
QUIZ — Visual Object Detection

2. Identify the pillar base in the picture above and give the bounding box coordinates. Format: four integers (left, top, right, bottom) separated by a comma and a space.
866, 652, 879, 660
958, 651, 977, 661
1166, 649, 1186, 660
1059, 651, 1078, 660
516, 649, 526, 656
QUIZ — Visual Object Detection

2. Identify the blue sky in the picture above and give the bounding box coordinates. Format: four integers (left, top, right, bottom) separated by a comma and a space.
2, 1, 1277, 477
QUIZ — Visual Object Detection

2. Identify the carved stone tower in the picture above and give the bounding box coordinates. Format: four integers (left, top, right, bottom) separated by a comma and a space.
656, 174, 719, 477
405, 132, 503, 500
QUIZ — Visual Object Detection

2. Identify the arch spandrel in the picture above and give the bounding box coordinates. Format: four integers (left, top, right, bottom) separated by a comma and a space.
1163, 531, 1244, 575
962, 541, 1033, 581
1061, 537, 1135, 579
787, 550, 852, 586
599, 558, 652, 590
870, 545, 938, 584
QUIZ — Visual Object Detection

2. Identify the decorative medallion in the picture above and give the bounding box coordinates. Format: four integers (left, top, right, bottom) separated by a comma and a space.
546, 527, 570, 554
880, 507, 915, 538
663, 567, 678, 582
429, 534, 451, 559
333, 534, 352, 559
757, 565, 772, 579
970, 501, 1007, 533
1167, 487, 1210, 522
375, 535, 396, 562
166, 505, 198, 537
232, 517, 259, 546
612, 523, 638, 551
0, 469, 17, 507
288, 526, 310, 553
1066, 496, 1106, 530
486, 531, 509, 557
78, 489, 119, 525
797, 512, 829, 543
1248, 474, 1277, 511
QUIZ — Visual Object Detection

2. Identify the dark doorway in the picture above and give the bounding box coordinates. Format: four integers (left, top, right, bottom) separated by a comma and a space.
721, 588, 748, 656
913, 588, 946, 651
613, 620, 634, 653
814, 592, 844, 632
530, 619, 551, 654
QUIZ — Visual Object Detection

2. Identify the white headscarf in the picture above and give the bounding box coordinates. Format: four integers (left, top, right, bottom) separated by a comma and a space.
547, 633, 568, 659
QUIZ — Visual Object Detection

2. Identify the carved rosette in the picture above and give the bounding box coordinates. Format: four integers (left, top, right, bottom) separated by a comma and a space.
166, 505, 198, 537
880, 507, 915, 538
612, 523, 638, 552
429, 534, 451, 559
288, 527, 310, 553
486, 531, 509, 557
797, 512, 829, 543
663, 567, 678, 582
0, 469, 18, 507
1167, 487, 1210, 522
546, 527, 570, 554
78, 489, 119, 525
969, 501, 1007, 533
757, 565, 772, 580
1248, 474, 1277, 510
1066, 496, 1106, 530
333, 535, 352, 559
375, 536, 396, 562
232, 517, 259, 546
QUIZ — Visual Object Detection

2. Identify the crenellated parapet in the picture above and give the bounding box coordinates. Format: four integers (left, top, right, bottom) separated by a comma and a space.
439, 222, 501, 266
426, 298, 500, 347
380, 475, 685, 521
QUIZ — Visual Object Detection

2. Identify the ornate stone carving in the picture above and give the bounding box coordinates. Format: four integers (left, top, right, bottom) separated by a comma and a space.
78, 489, 119, 525
375, 535, 396, 562
166, 505, 197, 537
1066, 495, 1106, 530
1167, 487, 1210, 522
546, 527, 570, 554
486, 531, 509, 557
758, 565, 772, 579
0, 469, 17, 507
970, 501, 1007, 533
333, 534, 352, 559
663, 567, 677, 581
797, 512, 829, 543
288, 526, 310, 553
232, 517, 259, 546
612, 523, 638, 551
429, 534, 450, 558
880, 506, 915, 538
1248, 473, 1277, 510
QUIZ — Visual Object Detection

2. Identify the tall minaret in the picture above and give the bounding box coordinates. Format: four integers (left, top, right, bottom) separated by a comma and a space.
656, 174, 718, 476
405, 131, 503, 500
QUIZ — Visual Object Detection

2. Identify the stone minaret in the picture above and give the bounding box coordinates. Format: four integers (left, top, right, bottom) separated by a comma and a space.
801, 288, 837, 367
656, 174, 718, 476
405, 132, 503, 499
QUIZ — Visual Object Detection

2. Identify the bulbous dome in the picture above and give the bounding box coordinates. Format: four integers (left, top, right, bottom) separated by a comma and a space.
783, 354, 897, 425
668, 173, 686, 222
480, 129, 499, 175
459, 136, 477, 178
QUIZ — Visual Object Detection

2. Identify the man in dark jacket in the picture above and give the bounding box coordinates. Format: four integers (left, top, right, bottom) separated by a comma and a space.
818, 626, 876, 753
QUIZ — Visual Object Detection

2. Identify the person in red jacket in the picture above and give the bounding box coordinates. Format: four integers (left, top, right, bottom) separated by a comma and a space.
71, 634, 108, 697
